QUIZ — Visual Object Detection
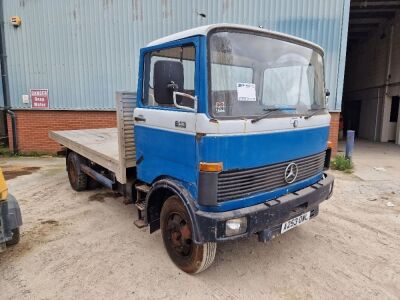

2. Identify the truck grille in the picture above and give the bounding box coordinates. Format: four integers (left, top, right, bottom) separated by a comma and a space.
217, 152, 325, 202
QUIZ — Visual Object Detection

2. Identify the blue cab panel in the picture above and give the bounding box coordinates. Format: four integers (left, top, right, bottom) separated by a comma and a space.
198, 126, 329, 170
135, 124, 328, 212
135, 125, 197, 189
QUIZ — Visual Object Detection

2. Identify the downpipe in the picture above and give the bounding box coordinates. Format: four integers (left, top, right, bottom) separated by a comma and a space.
5, 110, 17, 154
0, 0, 11, 145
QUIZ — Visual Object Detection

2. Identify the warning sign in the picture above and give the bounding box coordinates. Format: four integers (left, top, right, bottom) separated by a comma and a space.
31, 89, 49, 109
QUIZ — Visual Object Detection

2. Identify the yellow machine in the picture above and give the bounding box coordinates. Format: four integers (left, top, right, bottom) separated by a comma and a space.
0, 168, 22, 251
0, 169, 8, 200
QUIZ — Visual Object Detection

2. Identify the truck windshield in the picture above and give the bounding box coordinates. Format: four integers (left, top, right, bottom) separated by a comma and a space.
208, 30, 325, 118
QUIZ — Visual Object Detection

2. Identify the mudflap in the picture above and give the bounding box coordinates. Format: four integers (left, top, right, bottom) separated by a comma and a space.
7, 194, 23, 231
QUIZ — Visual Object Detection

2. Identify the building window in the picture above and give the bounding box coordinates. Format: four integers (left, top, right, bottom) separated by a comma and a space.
390, 96, 399, 123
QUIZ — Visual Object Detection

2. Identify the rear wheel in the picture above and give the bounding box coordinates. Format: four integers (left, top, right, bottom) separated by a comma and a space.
6, 228, 20, 246
67, 152, 88, 191
161, 195, 216, 274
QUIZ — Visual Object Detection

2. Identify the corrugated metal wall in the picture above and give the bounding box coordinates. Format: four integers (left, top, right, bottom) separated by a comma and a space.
3, 0, 349, 111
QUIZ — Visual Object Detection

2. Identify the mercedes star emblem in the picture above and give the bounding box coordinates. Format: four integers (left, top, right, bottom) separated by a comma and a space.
284, 162, 298, 183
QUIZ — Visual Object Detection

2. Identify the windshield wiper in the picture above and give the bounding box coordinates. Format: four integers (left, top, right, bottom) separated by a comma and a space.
251, 108, 281, 123
304, 108, 326, 119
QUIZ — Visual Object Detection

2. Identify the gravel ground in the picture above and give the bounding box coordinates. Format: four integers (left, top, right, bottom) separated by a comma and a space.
0, 142, 399, 299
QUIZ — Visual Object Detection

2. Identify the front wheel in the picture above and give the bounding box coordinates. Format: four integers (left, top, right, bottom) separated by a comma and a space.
6, 228, 20, 246
161, 195, 216, 274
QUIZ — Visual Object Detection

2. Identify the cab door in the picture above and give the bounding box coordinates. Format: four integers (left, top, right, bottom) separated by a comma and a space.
134, 38, 200, 191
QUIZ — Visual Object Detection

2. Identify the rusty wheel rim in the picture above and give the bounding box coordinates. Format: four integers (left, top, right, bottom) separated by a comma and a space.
67, 159, 77, 185
166, 213, 193, 257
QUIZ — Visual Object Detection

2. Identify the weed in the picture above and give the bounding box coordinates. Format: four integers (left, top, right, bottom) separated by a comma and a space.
0, 146, 59, 158
331, 154, 353, 172
0, 146, 13, 157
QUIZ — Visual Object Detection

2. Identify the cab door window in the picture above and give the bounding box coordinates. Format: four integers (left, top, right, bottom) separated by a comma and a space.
143, 44, 195, 109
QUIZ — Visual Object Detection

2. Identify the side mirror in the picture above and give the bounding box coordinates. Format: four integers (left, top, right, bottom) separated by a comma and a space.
325, 88, 330, 106
325, 88, 330, 97
173, 91, 197, 112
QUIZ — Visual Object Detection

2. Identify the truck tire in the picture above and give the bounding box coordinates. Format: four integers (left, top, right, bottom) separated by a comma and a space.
161, 195, 216, 274
6, 228, 20, 246
67, 152, 88, 191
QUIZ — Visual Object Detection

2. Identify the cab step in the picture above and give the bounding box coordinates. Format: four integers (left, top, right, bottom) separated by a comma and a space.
134, 183, 151, 228
136, 184, 150, 194
135, 201, 145, 211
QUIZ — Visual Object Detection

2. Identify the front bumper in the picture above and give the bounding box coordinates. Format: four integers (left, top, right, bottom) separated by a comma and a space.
195, 174, 334, 243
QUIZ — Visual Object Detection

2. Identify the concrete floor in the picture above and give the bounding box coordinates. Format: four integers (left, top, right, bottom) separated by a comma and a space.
338, 139, 400, 181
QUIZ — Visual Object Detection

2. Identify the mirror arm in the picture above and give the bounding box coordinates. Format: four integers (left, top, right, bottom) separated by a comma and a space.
173, 91, 197, 112
324, 88, 330, 106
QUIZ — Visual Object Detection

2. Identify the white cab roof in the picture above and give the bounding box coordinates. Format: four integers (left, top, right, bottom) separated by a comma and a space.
147, 23, 323, 53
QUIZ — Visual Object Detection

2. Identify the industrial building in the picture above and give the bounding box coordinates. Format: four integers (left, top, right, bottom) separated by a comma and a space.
343, 0, 400, 144
0, 0, 398, 154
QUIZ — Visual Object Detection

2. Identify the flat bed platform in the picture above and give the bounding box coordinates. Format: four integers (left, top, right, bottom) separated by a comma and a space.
49, 92, 137, 184
49, 128, 122, 172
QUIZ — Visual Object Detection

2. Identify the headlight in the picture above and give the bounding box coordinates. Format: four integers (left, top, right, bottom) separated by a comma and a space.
225, 217, 247, 237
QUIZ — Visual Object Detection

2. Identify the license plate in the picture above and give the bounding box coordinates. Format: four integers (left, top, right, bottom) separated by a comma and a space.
281, 211, 311, 234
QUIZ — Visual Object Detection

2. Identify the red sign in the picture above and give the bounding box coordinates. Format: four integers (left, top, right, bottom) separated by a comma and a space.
31, 89, 49, 109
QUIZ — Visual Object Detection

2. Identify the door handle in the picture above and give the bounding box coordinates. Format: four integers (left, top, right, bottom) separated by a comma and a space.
134, 115, 146, 122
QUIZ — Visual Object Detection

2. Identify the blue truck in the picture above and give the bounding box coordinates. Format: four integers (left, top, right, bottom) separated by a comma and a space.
50, 24, 334, 274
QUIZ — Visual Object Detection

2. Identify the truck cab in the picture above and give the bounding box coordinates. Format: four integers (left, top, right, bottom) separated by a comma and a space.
134, 24, 334, 273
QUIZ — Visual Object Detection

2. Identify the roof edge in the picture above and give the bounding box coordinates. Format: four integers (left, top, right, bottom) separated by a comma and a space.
146, 23, 324, 53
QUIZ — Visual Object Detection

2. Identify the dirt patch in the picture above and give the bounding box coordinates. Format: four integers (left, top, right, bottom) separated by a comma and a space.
40, 219, 59, 225
0, 219, 61, 261
2, 166, 41, 180
88, 191, 117, 202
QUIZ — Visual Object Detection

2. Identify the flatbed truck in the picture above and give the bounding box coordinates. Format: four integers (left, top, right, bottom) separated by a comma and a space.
50, 24, 334, 274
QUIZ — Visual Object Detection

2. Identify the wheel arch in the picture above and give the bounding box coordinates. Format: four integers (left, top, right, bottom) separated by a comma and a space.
145, 178, 202, 244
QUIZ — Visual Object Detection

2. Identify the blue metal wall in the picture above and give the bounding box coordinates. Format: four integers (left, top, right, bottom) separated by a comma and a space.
3, 0, 349, 111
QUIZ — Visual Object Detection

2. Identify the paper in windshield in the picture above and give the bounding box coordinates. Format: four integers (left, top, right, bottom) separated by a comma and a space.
237, 83, 256, 102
